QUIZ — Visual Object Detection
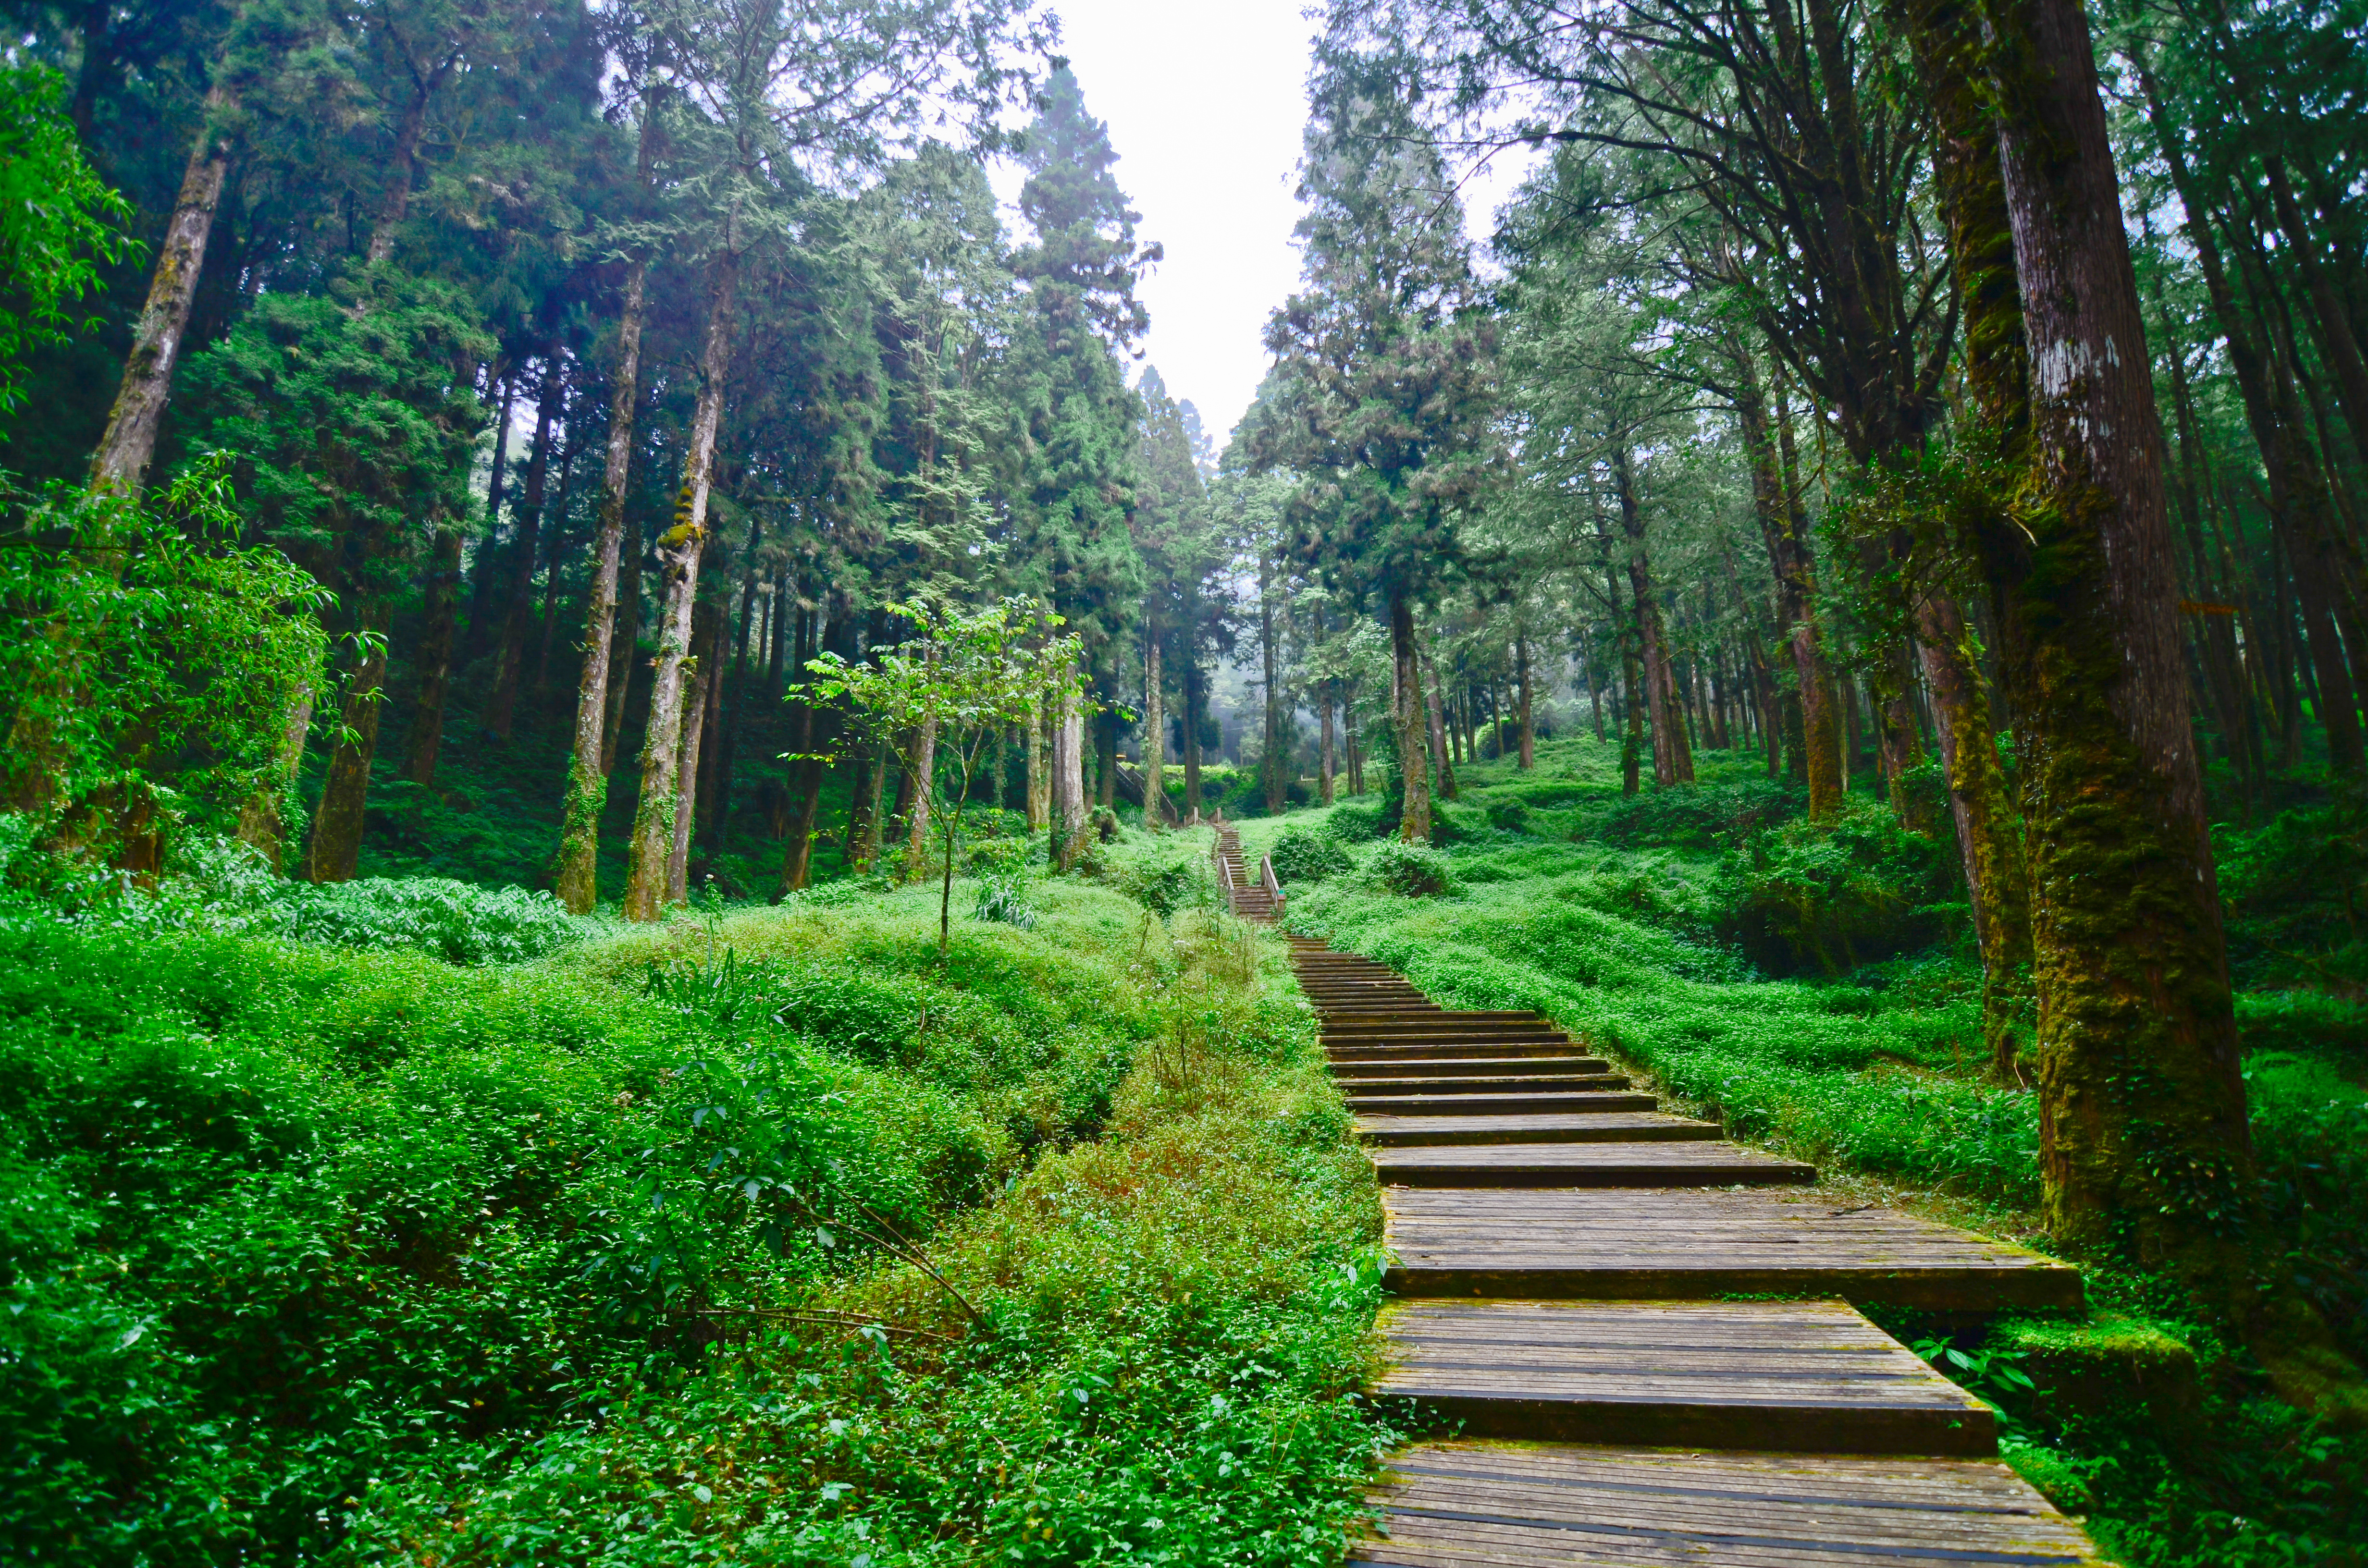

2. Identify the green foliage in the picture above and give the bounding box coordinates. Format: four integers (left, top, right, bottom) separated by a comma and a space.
0, 872, 1387, 1564
1270, 825, 1353, 884
0, 64, 133, 411
973, 873, 1040, 930
1360, 842, 1460, 899
0, 461, 330, 830
1726, 797, 1961, 975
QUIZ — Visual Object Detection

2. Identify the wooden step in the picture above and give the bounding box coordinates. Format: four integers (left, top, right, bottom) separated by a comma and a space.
1373, 1141, 1815, 1188
1351, 1091, 1662, 1116
1376, 1301, 1995, 1454
1330, 1043, 1591, 1063
1382, 1188, 2085, 1311
1346, 1072, 1635, 1098
1352, 1442, 2107, 1567
1357, 1112, 1721, 1146
1333, 1056, 1612, 1080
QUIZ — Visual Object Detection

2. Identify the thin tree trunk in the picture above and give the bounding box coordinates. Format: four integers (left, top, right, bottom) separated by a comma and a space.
1319, 676, 1336, 806
1025, 695, 1048, 830
1968, 0, 2253, 1280
404, 526, 464, 785
603, 517, 641, 775
1516, 631, 1536, 768
1423, 647, 1456, 801
1142, 623, 1169, 825
463, 372, 516, 665
623, 242, 738, 921
906, 709, 937, 879
704, 519, 764, 849
555, 259, 647, 911
485, 362, 562, 741
779, 608, 836, 893
1390, 592, 1434, 840
1182, 661, 1204, 822
665, 601, 721, 904
1615, 446, 1693, 785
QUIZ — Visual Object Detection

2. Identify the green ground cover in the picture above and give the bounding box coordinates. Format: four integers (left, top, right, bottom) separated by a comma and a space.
0, 827, 1392, 1566
1263, 734, 2368, 1568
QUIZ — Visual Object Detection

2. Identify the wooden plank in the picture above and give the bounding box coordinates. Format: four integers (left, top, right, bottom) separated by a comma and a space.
1383, 1188, 2084, 1312
1353, 1092, 1664, 1116
1373, 1143, 1815, 1188
1335, 1057, 1614, 1079
1351, 1442, 2107, 1567
1374, 1302, 1992, 1453
1357, 1113, 1721, 1147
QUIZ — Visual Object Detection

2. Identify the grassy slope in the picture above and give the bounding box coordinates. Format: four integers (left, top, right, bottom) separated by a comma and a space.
0, 845, 1392, 1567
1258, 733, 2368, 1568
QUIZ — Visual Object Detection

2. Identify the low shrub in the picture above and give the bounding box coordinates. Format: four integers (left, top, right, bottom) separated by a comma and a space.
1723, 799, 1961, 975
1324, 801, 1386, 842
1362, 843, 1459, 899
1270, 825, 1352, 884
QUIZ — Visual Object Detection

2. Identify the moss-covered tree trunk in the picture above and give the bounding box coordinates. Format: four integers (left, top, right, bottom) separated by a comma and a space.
623, 244, 737, 921
1389, 591, 1433, 842
1932, 0, 2252, 1274
1142, 621, 1168, 826
1516, 631, 1536, 768
304, 607, 389, 883
554, 261, 647, 911
1614, 446, 1693, 787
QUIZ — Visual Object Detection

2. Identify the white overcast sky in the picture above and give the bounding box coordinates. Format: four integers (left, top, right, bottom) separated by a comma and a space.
998, 2, 1538, 450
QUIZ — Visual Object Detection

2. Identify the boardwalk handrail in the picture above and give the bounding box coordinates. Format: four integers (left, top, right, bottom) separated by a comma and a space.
1260, 852, 1284, 917
1209, 825, 1236, 913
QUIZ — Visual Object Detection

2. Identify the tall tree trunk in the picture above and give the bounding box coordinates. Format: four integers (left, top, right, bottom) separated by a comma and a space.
1615, 446, 1693, 785
1968, 0, 2253, 1283
404, 526, 464, 785
485, 363, 563, 741
1142, 623, 1168, 826
1422, 648, 1456, 801
1320, 677, 1336, 805
2264, 165, 2368, 466
705, 519, 764, 849
623, 243, 738, 921
1051, 675, 1085, 868
665, 601, 722, 904
304, 607, 389, 883
89, 82, 233, 491
779, 608, 837, 893
1182, 661, 1205, 822
1261, 555, 1284, 815
2136, 66, 2365, 776
1390, 592, 1433, 841
233, 681, 316, 872
906, 710, 937, 879
603, 517, 642, 775
555, 259, 648, 911
464, 372, 517, 665
1344, 680, 1364, 796
1516, 631, 1537, 768
1025, 696, 1048, 830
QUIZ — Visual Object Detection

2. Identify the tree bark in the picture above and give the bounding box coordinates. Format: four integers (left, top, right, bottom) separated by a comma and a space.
1181, 660, 1204, 822
1516, 632, 1536, 767
623, 243, 738, 921
89, 82, 233, 491
234, 681, 316, 872
1260, 554, 1285, 814
665, 600, 721, 905
1320, 677, 1336, 806
304, 608, 389, 883
906, 709, 937, 879
1390, 591, 1433, 841
485, 362, 563, 741
1614, 446, 1693, 786
603, 517, 641, 775
1422, 647, 1456, 802
555, 259, 648, 911
464, 371, 517, 665
1969, 0, 2253, 1276
1142, 623, 1169, 825
403, 526, 464, 786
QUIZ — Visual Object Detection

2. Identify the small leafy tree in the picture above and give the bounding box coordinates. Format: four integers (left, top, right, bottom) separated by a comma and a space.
0, 64, 135, 412
805, 599, 1085, 956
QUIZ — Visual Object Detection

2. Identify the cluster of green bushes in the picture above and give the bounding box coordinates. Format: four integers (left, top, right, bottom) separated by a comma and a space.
0, 829, 1390, 1565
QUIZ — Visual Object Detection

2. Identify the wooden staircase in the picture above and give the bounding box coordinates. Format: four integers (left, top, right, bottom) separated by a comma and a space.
1285, 935, 2107, 1567
1213, 823, 1279, 920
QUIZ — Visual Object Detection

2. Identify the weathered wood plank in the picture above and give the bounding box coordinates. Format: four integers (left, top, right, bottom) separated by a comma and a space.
1373, 1143, 1815, 1189
1375, 1302, 1992, 1453
1383, 1188, 2084, 1311
1352, 1442, 2106, 1567
1357, 1113, 1722, 1147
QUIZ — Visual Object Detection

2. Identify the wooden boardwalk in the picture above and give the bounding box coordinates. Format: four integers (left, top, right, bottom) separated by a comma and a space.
1283, 935, 2105, 1568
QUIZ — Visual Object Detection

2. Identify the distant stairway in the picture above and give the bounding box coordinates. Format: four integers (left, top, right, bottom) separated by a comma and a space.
1213, 823, 1278, 921
1286, 935, 2106, 1567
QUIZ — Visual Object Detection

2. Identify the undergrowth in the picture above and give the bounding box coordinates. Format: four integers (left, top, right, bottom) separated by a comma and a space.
0, 829, 1391, 1566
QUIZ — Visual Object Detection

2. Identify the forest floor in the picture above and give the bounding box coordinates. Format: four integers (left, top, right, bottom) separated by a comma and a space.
4, 730, 2365, 1565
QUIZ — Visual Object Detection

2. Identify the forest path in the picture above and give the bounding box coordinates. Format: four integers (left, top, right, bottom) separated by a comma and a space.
1284, 935, 2109, 1568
